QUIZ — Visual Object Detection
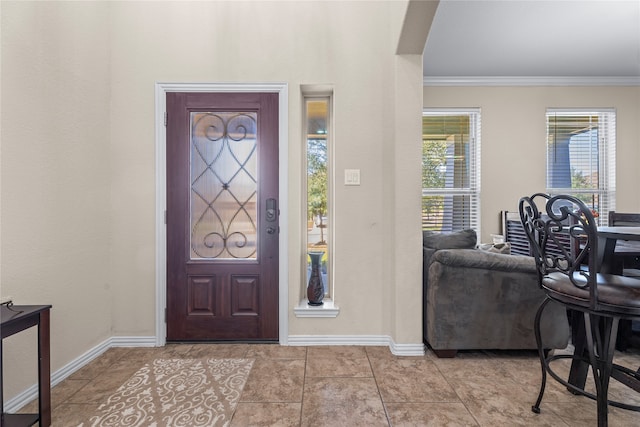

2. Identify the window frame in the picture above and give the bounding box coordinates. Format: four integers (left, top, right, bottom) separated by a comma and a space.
545, 108, 616, 225
295, 88, 339, 317
421, 108, 482, 234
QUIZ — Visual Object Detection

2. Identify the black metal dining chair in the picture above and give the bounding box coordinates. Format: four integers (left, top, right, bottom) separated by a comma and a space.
607, 211, 640, 277
519, 193, 640, 426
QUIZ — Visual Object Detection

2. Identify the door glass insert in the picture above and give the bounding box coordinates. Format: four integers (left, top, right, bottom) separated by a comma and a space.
190, 111, 258, 260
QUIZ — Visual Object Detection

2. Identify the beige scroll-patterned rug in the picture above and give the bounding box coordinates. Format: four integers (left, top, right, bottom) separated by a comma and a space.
85, 358, 253, 427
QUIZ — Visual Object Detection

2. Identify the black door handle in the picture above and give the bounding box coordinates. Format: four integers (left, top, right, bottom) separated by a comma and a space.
266, 198, 277, 222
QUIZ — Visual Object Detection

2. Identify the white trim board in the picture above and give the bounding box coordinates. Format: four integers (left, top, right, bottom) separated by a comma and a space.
3, 336, 156, 414
287, 335, 425, 357
3, 334, 422, 412
423, 76, 640, 87
154, 82, 289, 346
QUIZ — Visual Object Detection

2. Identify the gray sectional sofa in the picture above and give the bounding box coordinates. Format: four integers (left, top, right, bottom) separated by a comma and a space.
423, 229, 570, 357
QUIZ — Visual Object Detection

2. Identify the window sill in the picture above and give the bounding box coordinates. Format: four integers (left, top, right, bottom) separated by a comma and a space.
294, 299, 340, 318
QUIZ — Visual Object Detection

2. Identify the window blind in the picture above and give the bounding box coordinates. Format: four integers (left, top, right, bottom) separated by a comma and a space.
422, 109, 481, 233
546, 109, 616, 225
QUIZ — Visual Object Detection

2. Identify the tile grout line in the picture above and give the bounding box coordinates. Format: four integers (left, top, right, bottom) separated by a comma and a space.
365, 347, 393, 426
299, 346, 308, 426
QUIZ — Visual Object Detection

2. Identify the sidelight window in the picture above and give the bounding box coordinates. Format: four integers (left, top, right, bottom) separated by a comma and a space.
303, 94, 332, 299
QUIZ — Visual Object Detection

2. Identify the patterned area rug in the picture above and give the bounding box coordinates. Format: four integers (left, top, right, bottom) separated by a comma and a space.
85, 358, 253, 427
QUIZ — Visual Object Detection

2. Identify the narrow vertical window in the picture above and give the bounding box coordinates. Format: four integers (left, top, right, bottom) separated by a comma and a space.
304, 96, 331, 299
546, 109, 616, 224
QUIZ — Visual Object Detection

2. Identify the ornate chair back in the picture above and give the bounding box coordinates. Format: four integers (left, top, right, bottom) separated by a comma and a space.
519, 193, 600, 311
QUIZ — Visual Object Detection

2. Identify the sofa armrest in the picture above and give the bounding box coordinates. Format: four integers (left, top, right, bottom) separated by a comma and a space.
431, 248, 537, 274
423, 247, 437, 269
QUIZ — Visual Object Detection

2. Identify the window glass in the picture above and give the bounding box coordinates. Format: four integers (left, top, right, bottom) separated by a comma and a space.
546, 110, 616, 224
305, 98, 330, 296
190, 112, 257, 260
422, 110, 481, 232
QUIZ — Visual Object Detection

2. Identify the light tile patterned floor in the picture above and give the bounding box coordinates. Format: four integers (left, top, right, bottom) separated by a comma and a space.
20, 343, 640, 426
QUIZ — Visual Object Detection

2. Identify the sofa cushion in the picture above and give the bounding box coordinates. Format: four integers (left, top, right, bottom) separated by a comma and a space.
432, 248, 537, 274
478, 242, 512, 254
423, 229, 477, 250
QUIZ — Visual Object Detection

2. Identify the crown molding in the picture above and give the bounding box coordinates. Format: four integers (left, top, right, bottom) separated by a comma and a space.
423, 76, 640, 87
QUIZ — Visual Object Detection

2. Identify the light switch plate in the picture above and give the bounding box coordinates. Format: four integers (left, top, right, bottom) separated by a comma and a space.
344, 169, 360, 185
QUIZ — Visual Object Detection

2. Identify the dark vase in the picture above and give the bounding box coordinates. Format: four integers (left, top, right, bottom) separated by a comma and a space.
307, 251, 324, 306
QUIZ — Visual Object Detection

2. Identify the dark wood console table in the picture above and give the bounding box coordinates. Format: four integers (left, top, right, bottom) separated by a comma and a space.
1, 304, 52, 427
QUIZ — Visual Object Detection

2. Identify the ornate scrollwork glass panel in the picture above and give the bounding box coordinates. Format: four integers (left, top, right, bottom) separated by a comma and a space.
190, 112, 257, 260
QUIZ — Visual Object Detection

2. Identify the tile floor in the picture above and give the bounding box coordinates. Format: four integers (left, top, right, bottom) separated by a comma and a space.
20, 343, 640, 426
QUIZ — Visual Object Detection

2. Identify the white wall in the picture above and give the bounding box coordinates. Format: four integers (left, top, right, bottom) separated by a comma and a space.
424, 85, 640, 243
1, 1, 112, 399
107, 0, 420, 339
6, 0, 637, 406
4, 0, 637, 405
1, 0, 425, 401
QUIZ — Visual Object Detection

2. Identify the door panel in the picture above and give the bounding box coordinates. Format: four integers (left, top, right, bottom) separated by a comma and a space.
187, 275, 216, 316
166, 92, 279, 341
231, 276, 260, 316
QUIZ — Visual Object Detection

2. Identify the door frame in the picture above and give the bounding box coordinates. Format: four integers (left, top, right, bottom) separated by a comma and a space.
154, 82, 289, 346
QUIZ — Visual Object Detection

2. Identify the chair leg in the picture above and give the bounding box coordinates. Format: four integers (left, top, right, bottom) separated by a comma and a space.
584, 313, 620, 427
532, 298, 551, 414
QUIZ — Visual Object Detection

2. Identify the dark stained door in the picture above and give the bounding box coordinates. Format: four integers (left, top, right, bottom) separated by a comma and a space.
166, 92, 279, 341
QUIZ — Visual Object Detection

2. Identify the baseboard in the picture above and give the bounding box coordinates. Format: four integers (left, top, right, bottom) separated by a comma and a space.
109, 335, 157, 348
3, 335, 156, 413
287, 334, 425, 356
389, 341, 426, 356
4, 334, 423, 412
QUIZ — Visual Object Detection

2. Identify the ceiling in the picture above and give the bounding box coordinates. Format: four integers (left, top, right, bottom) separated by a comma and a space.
422, 0, 640, 82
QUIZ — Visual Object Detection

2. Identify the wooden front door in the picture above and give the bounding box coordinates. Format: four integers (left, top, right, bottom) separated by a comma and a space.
166, 92, 279, 341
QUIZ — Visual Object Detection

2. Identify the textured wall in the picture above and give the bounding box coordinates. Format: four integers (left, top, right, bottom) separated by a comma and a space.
1, 0, 425, 401
1, 1, 112, 398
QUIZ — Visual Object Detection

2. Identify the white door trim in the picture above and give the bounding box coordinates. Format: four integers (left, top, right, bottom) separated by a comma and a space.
154, 82, 289, 346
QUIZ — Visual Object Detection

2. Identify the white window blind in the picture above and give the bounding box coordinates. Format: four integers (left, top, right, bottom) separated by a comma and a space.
546, 109, 616, 225
422, 109, 481, 233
